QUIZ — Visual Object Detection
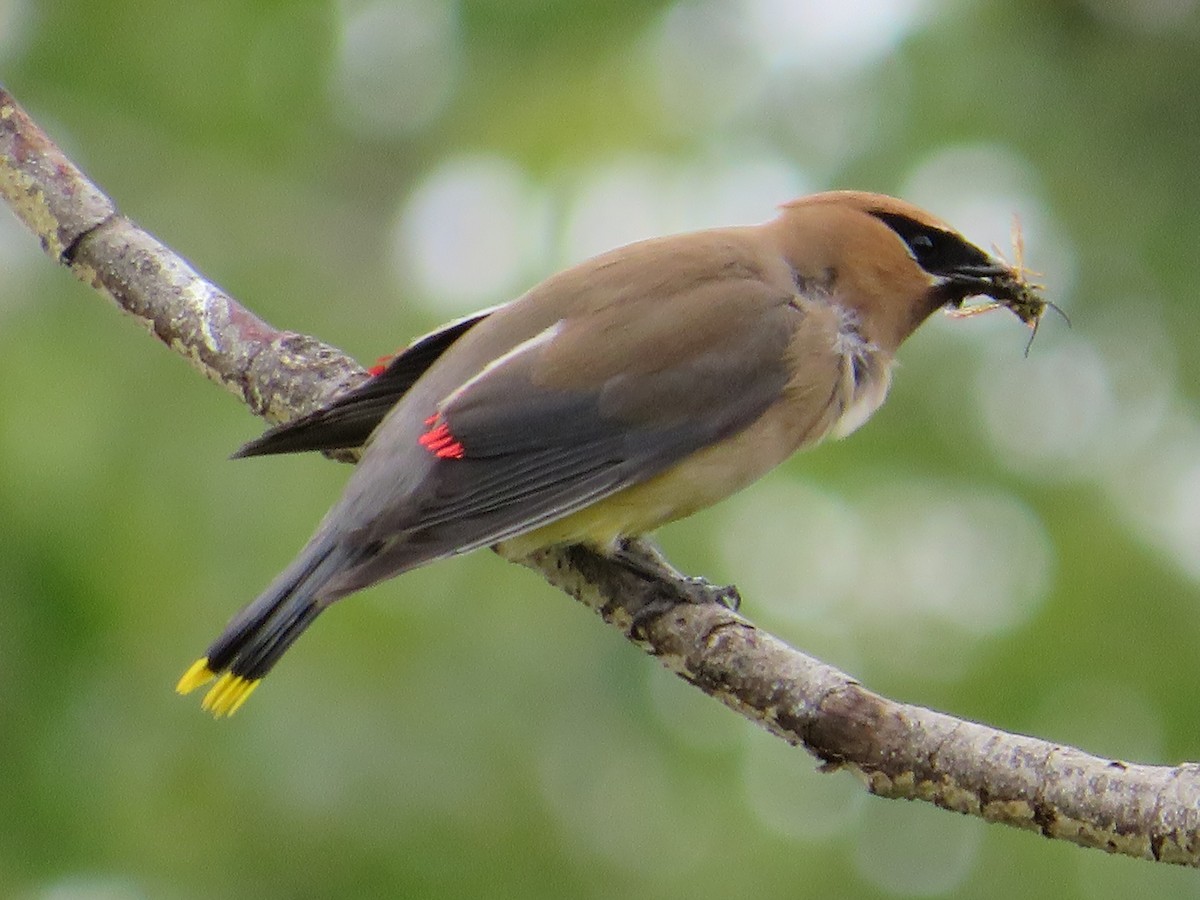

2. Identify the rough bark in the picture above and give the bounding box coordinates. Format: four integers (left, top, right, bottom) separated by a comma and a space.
4, 85, 1198, 867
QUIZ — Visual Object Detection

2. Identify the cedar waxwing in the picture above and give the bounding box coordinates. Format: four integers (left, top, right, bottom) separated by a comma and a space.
177, 190, 1048, 716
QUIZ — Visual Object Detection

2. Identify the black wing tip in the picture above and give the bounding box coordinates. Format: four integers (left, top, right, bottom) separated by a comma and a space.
230, 419, 322, 459
230, 430, 348, 459
230, 440, 265, 460
231, 417, 373, 459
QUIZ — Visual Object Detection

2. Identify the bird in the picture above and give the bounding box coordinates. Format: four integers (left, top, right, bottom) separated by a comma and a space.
177, 190, 1048, 716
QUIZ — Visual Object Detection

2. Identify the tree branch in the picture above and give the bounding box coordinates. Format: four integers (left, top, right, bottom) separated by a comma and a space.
4, 85, 1198, 867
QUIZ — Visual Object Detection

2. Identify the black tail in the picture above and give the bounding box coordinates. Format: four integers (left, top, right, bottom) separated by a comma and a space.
176, 538, 355, 716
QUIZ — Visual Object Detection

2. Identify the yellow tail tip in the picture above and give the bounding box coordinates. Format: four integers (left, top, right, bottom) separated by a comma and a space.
176, 658, 216, 695
201, 672, 261, 717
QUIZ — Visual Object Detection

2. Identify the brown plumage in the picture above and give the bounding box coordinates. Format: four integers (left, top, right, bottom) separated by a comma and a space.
177, 190, 1047, 716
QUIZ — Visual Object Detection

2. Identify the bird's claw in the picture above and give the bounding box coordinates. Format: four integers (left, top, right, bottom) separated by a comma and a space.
607, 539, 741, 639
677, 575, 741, 611
611, 539, 738, 606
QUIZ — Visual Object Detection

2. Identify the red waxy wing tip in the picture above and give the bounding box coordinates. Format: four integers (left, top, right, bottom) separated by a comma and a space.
367, 351, 401, 377
418, 417, 466, 459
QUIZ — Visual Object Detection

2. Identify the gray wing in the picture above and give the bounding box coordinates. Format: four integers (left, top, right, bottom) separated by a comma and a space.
323, 280, 803, 594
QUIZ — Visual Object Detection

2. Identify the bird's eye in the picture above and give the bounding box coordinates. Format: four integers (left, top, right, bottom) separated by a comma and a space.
899, 227, 947, 269
872, 212, 992, 276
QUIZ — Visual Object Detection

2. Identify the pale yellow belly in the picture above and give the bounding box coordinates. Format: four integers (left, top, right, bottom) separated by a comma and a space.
496, 393, 838, 558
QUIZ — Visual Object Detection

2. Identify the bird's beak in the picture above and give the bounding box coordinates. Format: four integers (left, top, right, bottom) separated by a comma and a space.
939, 259, 1049, 329
940, 261, 1011, 296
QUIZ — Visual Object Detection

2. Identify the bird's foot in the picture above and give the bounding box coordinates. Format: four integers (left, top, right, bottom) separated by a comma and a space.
611, 538, 741, 609
674, 574, 742, 611
609, 538, 741, 638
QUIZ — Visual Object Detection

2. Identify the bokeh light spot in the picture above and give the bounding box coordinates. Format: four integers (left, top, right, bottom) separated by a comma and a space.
744, 0, 930, 75
719, 477, 1052, 681
0, 206, 43, 314
975, 339, 1116, 479
719, 480, 863, 625
1079, 0, 1199, 32
1111, 419, 1200, 582
393, 154, 549, 314
854, 485, 1052, 640
331, 0, 461, 137
559, 151, 808, 265
740, 726, 865, 842
536, 710, 710, 877
646, 663, 743, 754
0, 0, 32, 63
646, 0, 767, 132
33, 876, 145, 900
854, 796, 984, 896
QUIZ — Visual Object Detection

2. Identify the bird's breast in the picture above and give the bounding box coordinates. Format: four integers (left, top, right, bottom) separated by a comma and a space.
498, 298, 894, 557
829, 323, 893, 439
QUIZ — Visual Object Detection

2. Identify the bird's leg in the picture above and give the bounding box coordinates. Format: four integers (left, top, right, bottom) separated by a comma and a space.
605, 538, 742, 641
610, 537, 741, 611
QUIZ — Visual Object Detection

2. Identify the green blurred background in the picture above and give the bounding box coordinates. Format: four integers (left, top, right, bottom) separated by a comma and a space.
3, 0, 1200, 897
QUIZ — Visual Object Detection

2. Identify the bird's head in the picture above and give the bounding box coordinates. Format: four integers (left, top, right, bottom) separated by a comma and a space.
772, 191, 1051, 354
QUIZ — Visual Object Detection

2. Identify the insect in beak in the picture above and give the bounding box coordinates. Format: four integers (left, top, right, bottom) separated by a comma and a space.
944, 215, 1069, 355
